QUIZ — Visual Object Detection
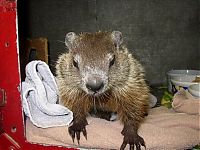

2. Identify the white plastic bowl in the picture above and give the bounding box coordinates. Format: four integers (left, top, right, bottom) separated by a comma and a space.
171, 79, 198, 88
167, 70, 200, 92
171, 75, 196, 82
188, 84, 200, 98
168, 70, 200, 77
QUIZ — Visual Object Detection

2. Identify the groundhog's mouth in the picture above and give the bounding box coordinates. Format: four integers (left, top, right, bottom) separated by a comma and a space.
93, 92, 102, 97
87, 91, 103, 97
84, 88, 106, 97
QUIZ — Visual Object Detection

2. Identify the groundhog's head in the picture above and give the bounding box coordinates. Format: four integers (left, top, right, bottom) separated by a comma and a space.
64, 31, 130, 96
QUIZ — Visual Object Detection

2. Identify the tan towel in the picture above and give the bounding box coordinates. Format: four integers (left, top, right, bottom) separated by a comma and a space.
172, 89, 200, 115
26, 106, 200, 150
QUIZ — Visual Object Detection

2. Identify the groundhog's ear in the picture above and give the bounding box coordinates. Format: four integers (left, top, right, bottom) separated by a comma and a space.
111, 31, 123, 47
65, 32, 78, 49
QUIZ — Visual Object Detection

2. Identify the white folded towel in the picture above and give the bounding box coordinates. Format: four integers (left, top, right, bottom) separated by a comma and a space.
22, 60, 73, 128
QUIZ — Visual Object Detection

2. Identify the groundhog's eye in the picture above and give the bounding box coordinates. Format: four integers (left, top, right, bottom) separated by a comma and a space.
73, 59, 79, 69
109, 55, 115, 68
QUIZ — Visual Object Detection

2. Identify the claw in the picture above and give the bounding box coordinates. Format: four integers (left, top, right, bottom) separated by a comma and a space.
120, 140, 127, 150
76, 131, 80, 144
120, 125, 146, 150
68, 127, 75, 143
129, 144, 134, 150
135, 143, 140, 150
140, 137, 146, 148
82, 128, 87, 140
77, 139, 80, 145
68, 118, 88, 144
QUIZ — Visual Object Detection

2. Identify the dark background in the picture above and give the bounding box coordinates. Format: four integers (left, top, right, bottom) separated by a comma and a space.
18, 0, 200, 85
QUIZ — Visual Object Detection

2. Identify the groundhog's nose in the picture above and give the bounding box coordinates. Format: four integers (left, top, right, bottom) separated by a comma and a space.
86, 80, 104, 93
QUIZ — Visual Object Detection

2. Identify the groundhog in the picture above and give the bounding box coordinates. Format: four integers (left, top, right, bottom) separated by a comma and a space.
56, 31, 149, 150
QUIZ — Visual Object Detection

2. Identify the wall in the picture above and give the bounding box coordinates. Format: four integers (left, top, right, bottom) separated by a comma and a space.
199, 0, 200, 69
18, 0, 200, 85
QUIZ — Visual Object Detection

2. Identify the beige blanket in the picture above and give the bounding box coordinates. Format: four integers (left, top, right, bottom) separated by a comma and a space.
172, 89, 200, 115
26, 106, 200, 150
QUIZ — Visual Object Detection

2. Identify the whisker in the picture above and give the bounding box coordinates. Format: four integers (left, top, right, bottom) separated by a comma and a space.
97, 95, 103, 108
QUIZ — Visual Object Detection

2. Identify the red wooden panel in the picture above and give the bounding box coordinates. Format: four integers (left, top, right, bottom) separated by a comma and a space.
0, 0, 25, 146
0, 1, 76, 149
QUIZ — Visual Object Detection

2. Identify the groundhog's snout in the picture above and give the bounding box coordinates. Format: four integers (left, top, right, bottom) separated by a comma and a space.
86, 79, 104, 93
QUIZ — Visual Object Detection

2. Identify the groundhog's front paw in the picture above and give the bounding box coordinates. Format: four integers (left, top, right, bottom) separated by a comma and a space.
120, 126, 146, 150
68, 118, 88, 144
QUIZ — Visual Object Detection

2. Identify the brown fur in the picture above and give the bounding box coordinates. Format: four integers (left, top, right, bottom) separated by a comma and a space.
56, 31, 149, 149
